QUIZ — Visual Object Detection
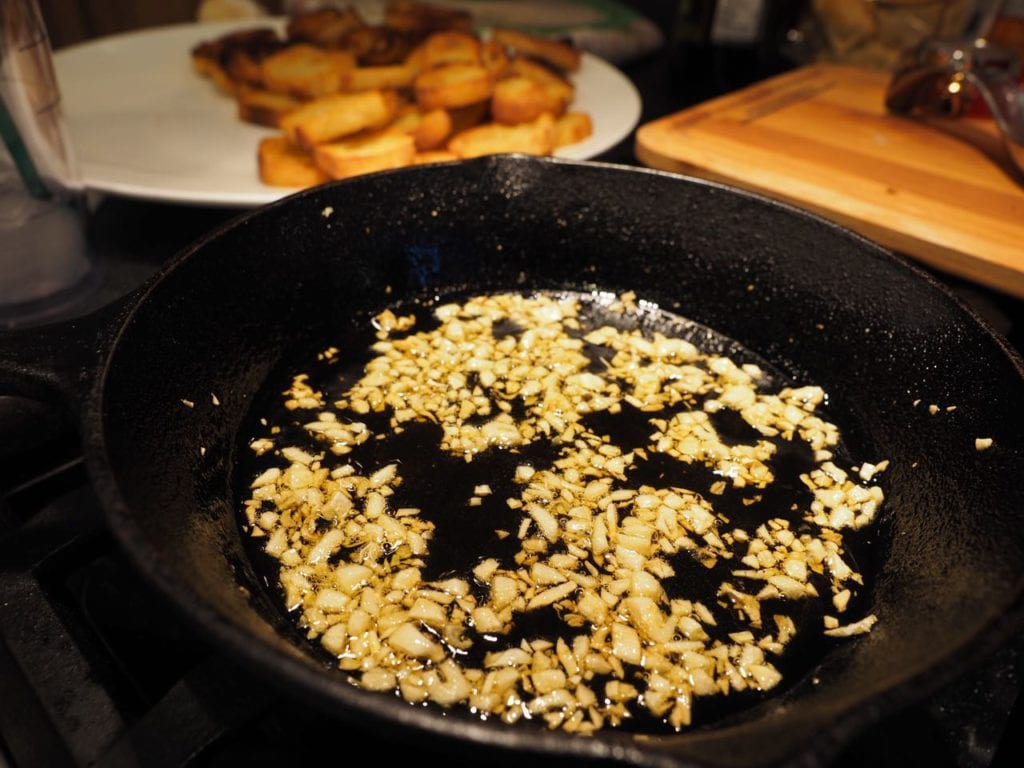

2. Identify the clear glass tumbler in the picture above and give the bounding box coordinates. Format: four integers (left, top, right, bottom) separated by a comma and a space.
1, 0, 95, 326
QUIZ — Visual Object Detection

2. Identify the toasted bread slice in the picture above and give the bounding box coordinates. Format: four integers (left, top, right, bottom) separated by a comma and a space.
410, 107, 453, 150
480, 39, 510, 78
388, 104, 425, 133
193, 56, 238, 95
191, 41, 222, 78
261, 44, 355, 99
281, 89, 400, 148
313, 130, 416, 179
224, 47, 267, 88
192, 27, 281, 94
491, 76, 565, 125
411, 149, 458, 165
385, 0, 473, 36
419, 31, 482, 68
258, 136, 329, 188
237, 86, 302, 127
347, 25, 418, 66
191, 27, 280, 66
415, 63, 493, 110
508, 57, 574, 109
447, 101, 490, 134
286, 6, 366, 48
447, 112, 556, 159
554, 111, 593, 148
491, 28, 582, 73
347, 62, 418, 92
389, 105, 453, 150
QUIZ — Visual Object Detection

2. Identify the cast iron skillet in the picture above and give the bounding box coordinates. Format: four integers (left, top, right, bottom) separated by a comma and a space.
2, 156, 1024, 767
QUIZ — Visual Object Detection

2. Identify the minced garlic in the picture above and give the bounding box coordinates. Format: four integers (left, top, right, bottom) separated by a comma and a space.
243, 292, 886, 734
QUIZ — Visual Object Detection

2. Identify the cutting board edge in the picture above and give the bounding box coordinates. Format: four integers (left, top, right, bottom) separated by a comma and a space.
633, 62, 1024, 299
633, 143, 1024, 301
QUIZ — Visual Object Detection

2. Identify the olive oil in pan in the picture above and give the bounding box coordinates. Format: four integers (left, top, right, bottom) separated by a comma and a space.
575, 371, 870, 731
235, 290, 880, 733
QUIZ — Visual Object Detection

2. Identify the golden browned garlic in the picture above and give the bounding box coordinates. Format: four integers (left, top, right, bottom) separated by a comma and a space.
243, 292, 884, 733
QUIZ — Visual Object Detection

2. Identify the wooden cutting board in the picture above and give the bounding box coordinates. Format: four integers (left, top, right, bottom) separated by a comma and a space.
635, 63, 1024, 298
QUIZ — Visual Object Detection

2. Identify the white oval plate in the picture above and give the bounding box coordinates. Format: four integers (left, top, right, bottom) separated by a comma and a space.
54, 19, 642, 207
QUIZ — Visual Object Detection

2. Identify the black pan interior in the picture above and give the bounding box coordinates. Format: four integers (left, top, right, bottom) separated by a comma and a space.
85, 156, 1024, 768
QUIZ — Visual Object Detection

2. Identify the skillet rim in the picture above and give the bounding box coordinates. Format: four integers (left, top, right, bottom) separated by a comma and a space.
79, 155, 1024, 768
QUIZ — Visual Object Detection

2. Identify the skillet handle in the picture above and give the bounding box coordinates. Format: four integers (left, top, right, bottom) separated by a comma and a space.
0, 296, 132, 415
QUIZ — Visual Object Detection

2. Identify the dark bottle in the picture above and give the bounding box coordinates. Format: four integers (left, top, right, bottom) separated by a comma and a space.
669, 0, 805, 103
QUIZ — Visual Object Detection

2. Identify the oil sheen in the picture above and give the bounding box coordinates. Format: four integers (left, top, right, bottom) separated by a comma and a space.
235, 290, 880, 734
